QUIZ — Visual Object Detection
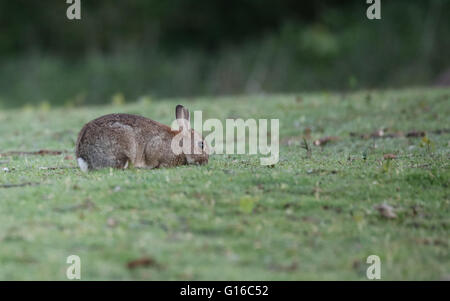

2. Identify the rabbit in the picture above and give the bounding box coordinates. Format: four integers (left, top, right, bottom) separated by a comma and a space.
75, 105, 209, 172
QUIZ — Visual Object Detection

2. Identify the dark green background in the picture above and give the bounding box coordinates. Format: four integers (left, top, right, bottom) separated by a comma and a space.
0, 0, 449, 106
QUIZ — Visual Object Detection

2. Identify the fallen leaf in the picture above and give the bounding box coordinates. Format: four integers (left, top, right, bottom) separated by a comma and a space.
352, 259, 361, 270
313, 136, 339, 146
383, 154, 397, 160
406, 131, 426, 138
370, 129, 385, 138
432, 129, 450, 135
374, 203, 397, 219
239, 196, 257, 214
36, 150, 63, 155
350, 129, 406, 139
269, 261, 298, 272
127, 257, 160, 270
416, 238, 448, 247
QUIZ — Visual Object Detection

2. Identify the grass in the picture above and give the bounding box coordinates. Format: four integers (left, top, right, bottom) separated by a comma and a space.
0, 88, 449, 280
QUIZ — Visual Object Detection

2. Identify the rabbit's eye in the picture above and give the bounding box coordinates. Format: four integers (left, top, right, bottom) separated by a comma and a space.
198, 141, 204, 149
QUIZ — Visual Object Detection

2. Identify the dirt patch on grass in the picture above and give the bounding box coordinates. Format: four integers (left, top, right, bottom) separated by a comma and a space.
0, 182, 40, 189
0, 150, 71, 157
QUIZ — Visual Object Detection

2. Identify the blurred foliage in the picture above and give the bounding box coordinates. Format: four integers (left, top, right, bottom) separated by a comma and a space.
0, 0, 350, 55
0, 0, 449, 106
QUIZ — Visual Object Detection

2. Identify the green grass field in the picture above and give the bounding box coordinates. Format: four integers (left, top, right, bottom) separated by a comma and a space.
0, 88, 449, 280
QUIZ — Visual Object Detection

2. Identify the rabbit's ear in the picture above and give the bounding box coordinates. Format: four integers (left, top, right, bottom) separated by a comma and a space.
176, 105, 190, 131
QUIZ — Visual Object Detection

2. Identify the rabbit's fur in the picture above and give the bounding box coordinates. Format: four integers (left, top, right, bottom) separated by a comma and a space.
75, 105, 209, 171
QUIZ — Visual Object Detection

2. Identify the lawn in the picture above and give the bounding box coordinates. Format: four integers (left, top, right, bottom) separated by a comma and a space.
0, 88, 448, 280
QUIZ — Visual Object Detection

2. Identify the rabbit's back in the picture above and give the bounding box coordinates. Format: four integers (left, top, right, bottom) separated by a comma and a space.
76, 114, 172, 170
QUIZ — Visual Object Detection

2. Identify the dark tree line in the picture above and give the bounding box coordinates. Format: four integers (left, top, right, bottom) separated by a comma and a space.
0, 0, 420, 56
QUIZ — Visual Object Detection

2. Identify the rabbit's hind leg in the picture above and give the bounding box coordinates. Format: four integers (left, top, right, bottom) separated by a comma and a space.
84, 146, 127, 170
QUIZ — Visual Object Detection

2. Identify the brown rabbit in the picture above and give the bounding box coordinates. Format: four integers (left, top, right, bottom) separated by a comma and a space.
75, 105, 209, 171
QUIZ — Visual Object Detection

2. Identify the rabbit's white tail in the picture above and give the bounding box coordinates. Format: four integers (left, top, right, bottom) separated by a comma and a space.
77, 158, 89, 172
